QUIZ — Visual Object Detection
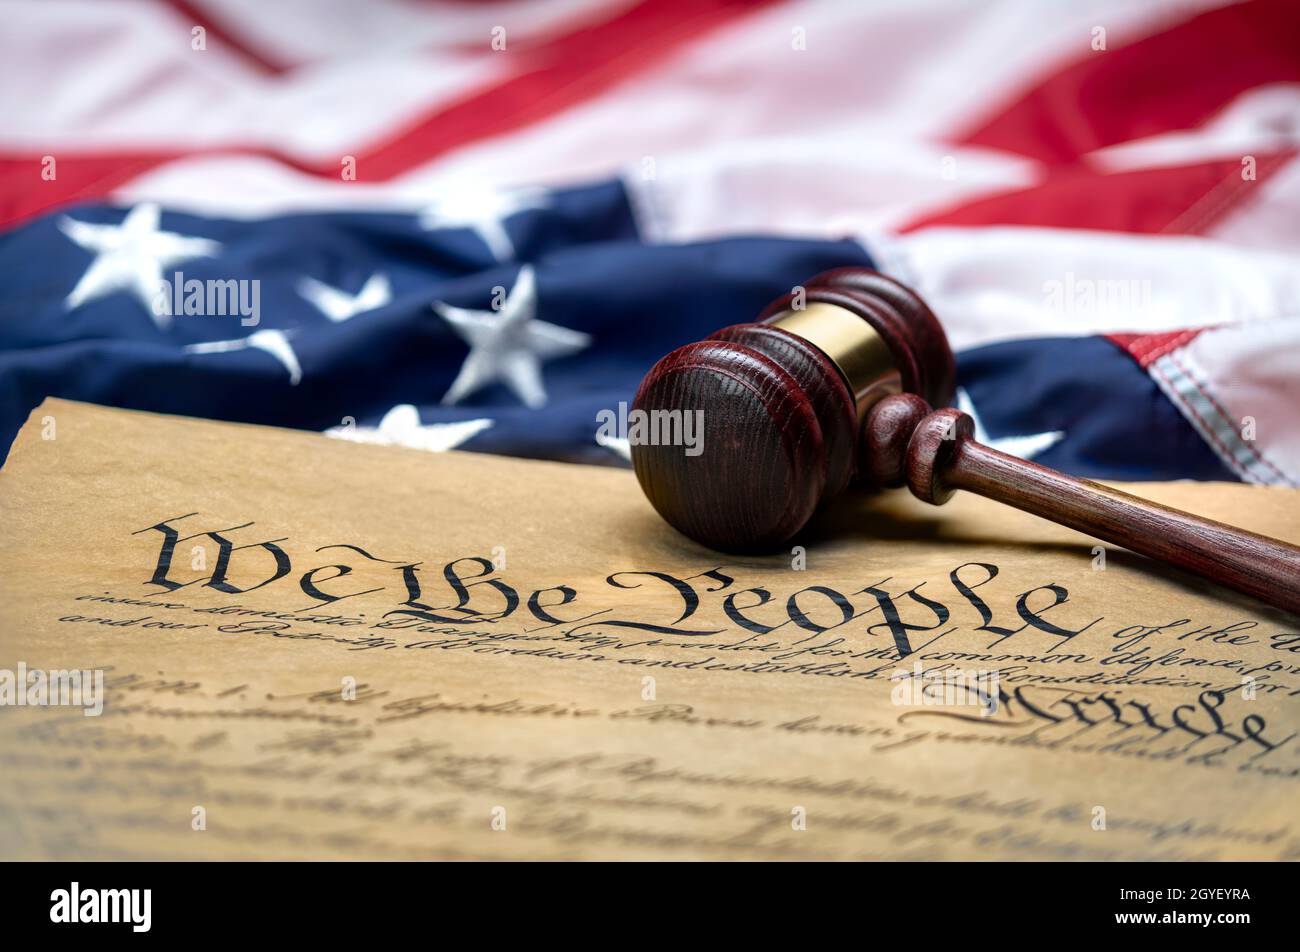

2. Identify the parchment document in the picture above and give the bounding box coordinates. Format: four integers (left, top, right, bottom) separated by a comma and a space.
1, 399, 1297, 860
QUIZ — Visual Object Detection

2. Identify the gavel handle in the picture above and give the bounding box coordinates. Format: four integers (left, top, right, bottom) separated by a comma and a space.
940, 436, 1300, 615
870, 396, 1300, 615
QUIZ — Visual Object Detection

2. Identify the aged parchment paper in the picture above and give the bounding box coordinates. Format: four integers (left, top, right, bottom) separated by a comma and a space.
1, 399, 1297, 860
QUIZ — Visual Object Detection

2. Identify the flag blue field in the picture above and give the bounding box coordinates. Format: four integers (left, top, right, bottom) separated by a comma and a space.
2, 0, 1297, 485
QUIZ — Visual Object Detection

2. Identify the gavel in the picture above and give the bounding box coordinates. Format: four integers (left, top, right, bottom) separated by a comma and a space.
630, 267, 1300, 616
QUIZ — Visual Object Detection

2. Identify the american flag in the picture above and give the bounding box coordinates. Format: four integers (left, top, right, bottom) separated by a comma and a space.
3, 0, 1297, 484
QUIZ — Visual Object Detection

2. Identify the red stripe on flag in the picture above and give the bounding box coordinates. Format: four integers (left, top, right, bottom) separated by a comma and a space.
1106, 329, 1208, 369
164, 0, 291, 75
956, 0, 1300, 164
898, 151, 1295, 235
0, 153, 186, 230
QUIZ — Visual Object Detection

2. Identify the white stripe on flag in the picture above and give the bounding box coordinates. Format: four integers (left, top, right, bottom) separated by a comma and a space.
877, 225, 1300, 351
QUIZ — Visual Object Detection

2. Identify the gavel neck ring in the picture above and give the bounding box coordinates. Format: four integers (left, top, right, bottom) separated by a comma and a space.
863, 393, 971, 505
764, 303, 899, 419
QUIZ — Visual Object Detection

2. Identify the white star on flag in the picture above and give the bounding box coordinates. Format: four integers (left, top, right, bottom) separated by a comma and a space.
957, 387, 1064, 460
185, 329, 303, 386
419, 184, 549, 262
325, 404, 493, 453
58, 203, 221, 329
297, 273, 391, 322
433, 265, 590, 409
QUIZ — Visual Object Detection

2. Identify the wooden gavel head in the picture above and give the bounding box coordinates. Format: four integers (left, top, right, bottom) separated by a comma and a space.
630, 267, 1300, 617
631, 268, 956, 552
